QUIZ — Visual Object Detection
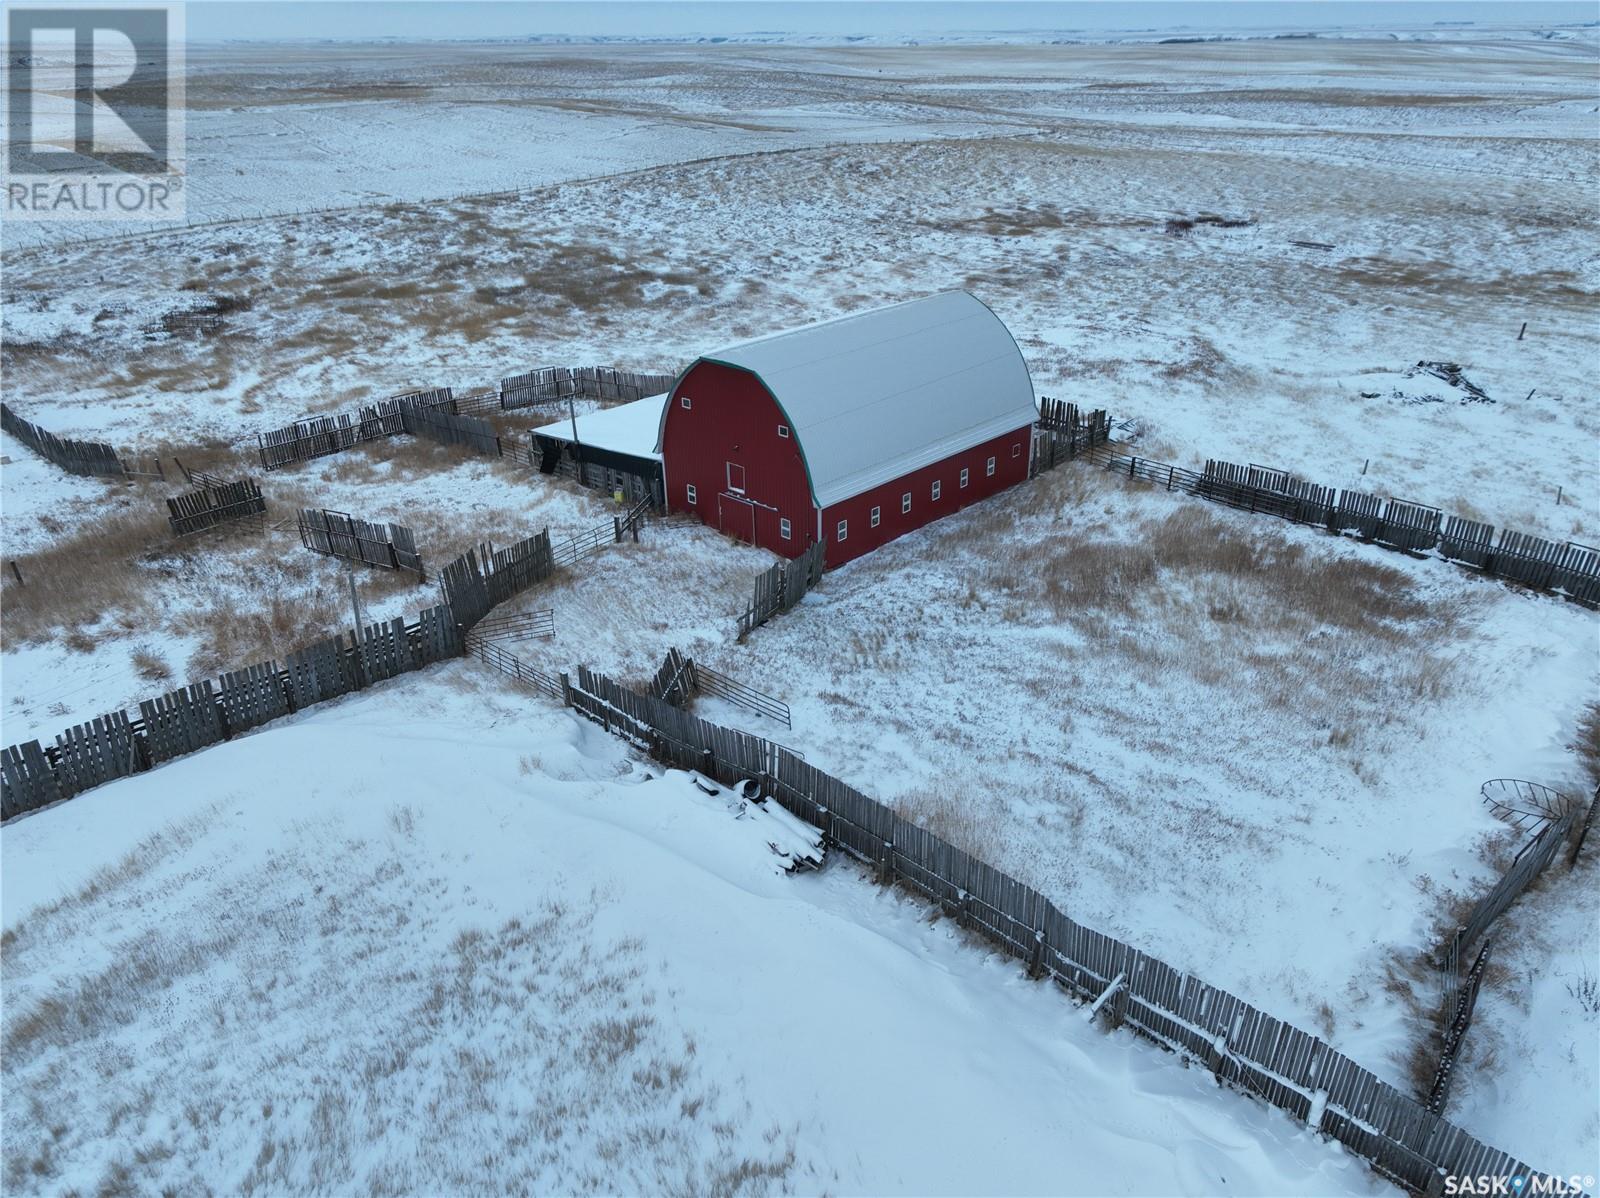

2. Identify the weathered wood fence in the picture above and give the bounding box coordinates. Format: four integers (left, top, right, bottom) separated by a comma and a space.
500, 365, 675, 410
437, 531, 556, 632
1428, 792, 1583, 1113
298, 508, 424, 578
554, 665, 1564, 1198
258, 368, 675, 471
257, 389, 453, 470
1033, 400, 1111, 472
738, 540, 825, 640
1445, 804, 1579, 970
1, 494, 658, 818
646, 648, 790, 727
2, 402, 124, 476
1429, 939, 1494, 1117
402, 402, 500, 456
0, 606, 461, 820
167, 477, 267, 537
1079, 442, 1600, 607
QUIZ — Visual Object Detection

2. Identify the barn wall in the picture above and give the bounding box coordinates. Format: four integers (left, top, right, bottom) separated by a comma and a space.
820, 425, 1033, 568
660, 361, 816, 560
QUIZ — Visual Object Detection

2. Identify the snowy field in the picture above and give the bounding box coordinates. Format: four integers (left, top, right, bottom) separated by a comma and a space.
0, 670, 1390, 1197
3, 23, 1598, 1196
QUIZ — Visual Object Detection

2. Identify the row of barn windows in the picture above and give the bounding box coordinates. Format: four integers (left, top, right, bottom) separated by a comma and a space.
836, 452, 1008, 543
682, 445, 1020, 541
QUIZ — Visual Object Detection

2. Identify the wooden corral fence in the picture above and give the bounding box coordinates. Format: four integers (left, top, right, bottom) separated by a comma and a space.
401, 402, 501, 456
556, 665, 1565, 1198
2, 402, 125, 476
298, 508, 424, 578
646, 648, 790, 727
1443, 803, 1579, 971
167, 477, 266, 537
738, 540, 825, 640
1428, 939, 1493, 1117
650, 647, 697, 706
1033, 400, 1110, 472
0, 606, 462, 820
256, 388, 453, 470
1428, 794, 1583, 1113
1, 504, 655, 818
500, 366, 675, 410
1078, 442, 1600, 607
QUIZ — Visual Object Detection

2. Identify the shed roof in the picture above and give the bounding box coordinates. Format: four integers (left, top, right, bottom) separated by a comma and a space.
662, 291, 1036, 509
533, 393, 666, 462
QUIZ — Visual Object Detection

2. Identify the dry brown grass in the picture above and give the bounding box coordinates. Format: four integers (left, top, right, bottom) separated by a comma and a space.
129, 645, 172, 682
0, 498, 174, 644
975, 500, 1434, 641
892, 785, 1004, 864
1571, 702, 1600, 791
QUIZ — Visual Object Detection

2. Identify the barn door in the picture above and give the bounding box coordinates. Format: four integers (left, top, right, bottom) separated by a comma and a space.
718, 493, 756, 545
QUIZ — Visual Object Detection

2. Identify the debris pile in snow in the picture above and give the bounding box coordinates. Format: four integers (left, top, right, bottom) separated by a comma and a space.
1356, 362, 1496, 406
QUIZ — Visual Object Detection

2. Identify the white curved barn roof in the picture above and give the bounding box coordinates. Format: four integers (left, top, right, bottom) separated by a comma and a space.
676, 291, 1036, 509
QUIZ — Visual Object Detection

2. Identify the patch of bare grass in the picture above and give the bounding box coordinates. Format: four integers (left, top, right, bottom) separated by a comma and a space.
129, 644, 172, 682
892, 784, 1005, 864
0, 498, 173, 644
1570, 702, 1600, 791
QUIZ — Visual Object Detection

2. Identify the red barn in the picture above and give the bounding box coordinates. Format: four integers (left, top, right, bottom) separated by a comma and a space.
656, 291, 1036, 568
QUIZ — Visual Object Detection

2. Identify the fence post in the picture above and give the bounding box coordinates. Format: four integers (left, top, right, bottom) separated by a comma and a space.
1570, 786, 1598, 869
1204, 1031, 1228, 1080
614, 516, 622, 544
559, 671, 572, 707
1028, 929, 1046, 979
878, 840, 895, 887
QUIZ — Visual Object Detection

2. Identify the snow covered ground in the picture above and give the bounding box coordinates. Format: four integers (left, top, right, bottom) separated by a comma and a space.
6, 34, 1596, 543
489, 459, 1599, 1176
0, 669, 1391, 1197
3, 25, 1597, 1195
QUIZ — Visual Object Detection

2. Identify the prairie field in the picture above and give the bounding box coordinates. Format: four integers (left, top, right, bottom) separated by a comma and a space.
3, 21, 1597, 1195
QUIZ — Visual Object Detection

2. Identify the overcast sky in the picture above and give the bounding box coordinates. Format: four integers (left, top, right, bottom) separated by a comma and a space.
185, 1, 1599, 41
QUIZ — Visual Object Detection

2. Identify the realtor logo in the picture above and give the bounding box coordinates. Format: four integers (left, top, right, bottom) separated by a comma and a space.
5, 3, 186, 219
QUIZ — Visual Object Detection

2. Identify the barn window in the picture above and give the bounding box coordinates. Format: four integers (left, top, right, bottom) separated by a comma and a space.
901, 492, 912, 514
777, 424, 790, 438
680, 396, 692, 409
986, 456, 996, 477
686, 484, 697, 505
960, 468, 969, 489
836, 519, 848, 543
1012, 443, 1022, 458
780, 518, 792, 540
870, 506, 881, 528
931, 480, 942, 501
